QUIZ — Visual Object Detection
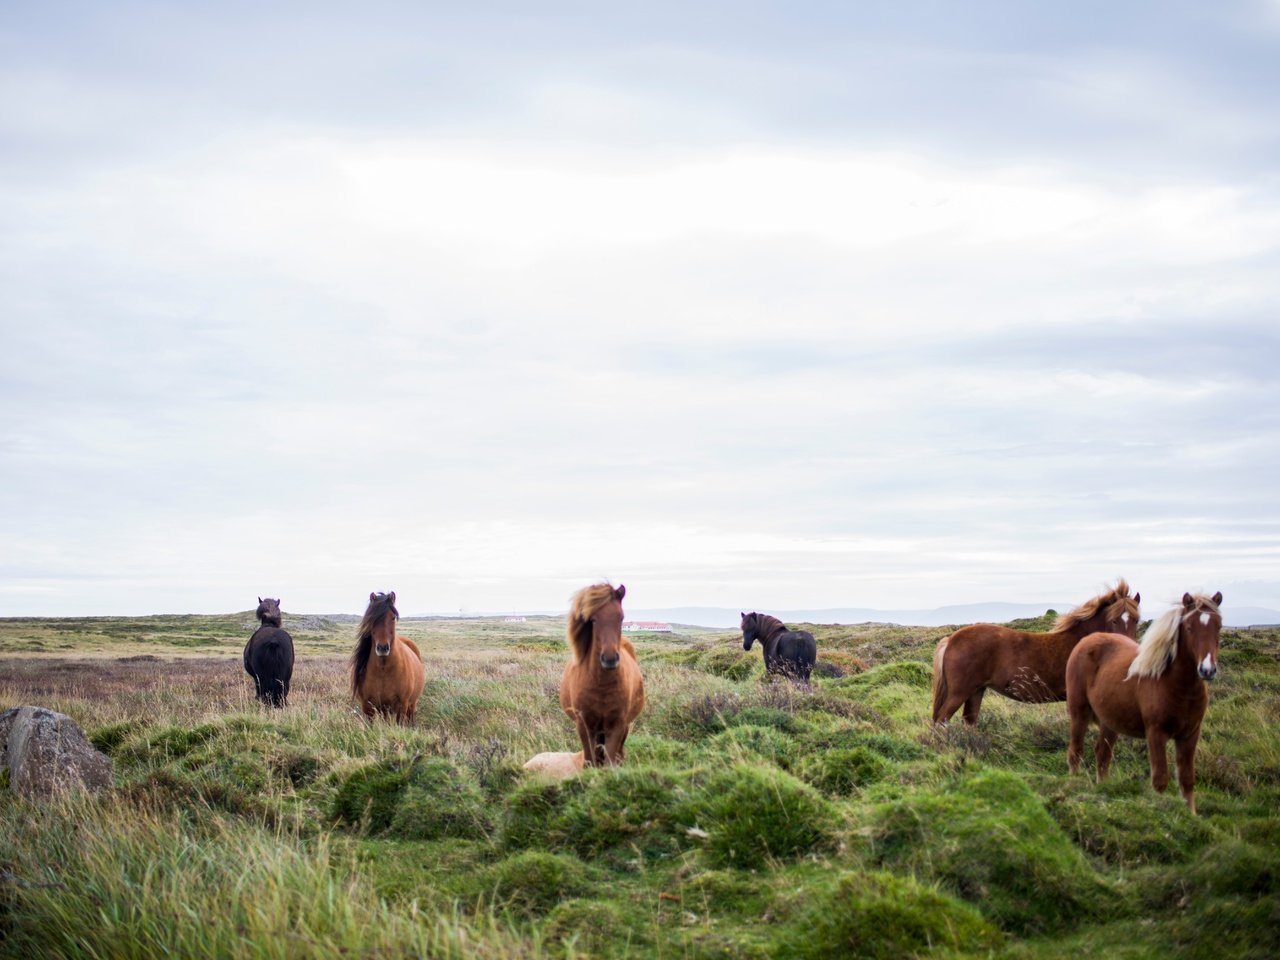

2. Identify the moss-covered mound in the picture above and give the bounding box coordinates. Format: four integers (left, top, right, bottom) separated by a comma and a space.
774, 870, 1002, 959
682, 764, 838, 869
332, 757, 490, 840
870, 766, 1112, 935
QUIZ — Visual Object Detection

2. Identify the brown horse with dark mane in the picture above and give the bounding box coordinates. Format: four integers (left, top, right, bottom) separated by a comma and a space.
560, 582, 645, 767
350, 591, 426, 725
931, 580, 1140, 725
1066, 592, 1222, 813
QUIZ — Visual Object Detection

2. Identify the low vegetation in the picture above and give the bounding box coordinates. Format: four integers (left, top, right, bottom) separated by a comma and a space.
1, 613, 1278, 958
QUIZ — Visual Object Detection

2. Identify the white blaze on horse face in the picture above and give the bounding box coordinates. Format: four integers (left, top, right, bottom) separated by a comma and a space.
1199, 612, 1211, 626
1200, 652, 1215, 674
1122, 612, 1131, 626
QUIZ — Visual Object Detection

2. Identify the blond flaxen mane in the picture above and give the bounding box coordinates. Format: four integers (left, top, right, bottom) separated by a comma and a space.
1127, 593, 1220, 680
1053, 579, 1138, 633
567, 582, 622, 663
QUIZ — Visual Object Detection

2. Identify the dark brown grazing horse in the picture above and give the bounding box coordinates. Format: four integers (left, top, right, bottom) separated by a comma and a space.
931, 580, 1140, 725
560, 582, 645, 767
1066, 592, 1222, 814
350, 591, 426, 725
243, 597, 295, 707
741, 612, 817, 685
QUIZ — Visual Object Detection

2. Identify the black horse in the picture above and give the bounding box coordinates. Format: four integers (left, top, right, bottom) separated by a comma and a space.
741, 612, 817, 686
243, 597, 295, 707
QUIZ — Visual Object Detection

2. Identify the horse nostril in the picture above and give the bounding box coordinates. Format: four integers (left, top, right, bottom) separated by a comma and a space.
601, 655, 620, 670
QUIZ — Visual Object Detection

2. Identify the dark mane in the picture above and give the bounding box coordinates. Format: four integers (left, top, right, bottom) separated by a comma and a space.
748, 612, 787, 642
350, 592, 399, 697
255, 598, 282, 628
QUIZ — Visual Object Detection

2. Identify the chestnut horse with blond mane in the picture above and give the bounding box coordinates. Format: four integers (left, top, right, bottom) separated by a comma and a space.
1066, 592, 1222, 814
931, 580, 1140, 725
560, 582, 645, 767
350, 591, 426, 725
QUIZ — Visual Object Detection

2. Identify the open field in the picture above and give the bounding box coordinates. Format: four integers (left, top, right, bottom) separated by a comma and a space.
2, 612, 1278, 958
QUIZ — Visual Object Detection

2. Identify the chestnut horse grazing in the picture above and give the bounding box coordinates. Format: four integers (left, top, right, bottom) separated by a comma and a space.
243, 597, 295, 707
931, 580, 1140, 725
350, 591, 426, 725
560, 582, 645, 767
741, 612, 817, 685
1066, 592, 1223, 814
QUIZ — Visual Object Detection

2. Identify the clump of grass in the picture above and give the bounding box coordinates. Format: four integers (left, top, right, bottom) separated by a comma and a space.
543, 898, 633, 956
870, 766, 1114, 935
484, 850, 593, 915
1044, 781, 1220, 867
796, 746, 891, 796
331, 757, 491, 841
773, 869, 1002, 959
682, 763, 838, 869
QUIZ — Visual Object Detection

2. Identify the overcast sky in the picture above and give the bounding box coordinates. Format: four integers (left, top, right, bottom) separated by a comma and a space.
3, 2, 1279, 619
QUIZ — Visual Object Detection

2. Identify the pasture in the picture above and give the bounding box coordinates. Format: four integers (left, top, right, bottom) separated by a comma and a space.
1, 610, 1277, 959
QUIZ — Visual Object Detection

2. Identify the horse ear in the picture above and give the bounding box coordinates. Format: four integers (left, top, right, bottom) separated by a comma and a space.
1134, 592, 1140, 605
388, 591, 396, 605
615, 584, 626, 602
1182, 593, 1195, 608
1212, 591, 1223, 606
258, 597, 262, 603
370, 592, 378, 603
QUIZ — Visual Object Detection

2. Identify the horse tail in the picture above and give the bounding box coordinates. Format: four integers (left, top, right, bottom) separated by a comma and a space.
931, 635, 951, 722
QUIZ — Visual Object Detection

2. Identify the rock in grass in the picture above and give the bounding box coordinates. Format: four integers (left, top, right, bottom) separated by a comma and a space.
0, 705, 113, 797
522, 751, 583, 779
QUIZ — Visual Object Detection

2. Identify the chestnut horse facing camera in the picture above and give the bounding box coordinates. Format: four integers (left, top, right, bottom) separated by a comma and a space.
1066, 592, 1223, 814
350, 591, 426, 725
560, 582, 645, 767
932, 580, 1140, 725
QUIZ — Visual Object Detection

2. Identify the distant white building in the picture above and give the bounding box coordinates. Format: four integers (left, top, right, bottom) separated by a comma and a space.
624, 620, 673, 633
504, 616, 528, 623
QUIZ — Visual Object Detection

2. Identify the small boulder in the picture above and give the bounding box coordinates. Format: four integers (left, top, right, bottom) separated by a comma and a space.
522, 751, 584, 779
0, 705, 113, 797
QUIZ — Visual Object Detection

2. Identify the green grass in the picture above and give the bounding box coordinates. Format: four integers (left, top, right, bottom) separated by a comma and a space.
1, 617, 1278, 958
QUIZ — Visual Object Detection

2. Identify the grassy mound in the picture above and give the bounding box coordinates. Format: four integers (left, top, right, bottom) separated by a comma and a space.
682, 764, 838, 869
871, 766, 1113, 934
774, 870, 1002, 959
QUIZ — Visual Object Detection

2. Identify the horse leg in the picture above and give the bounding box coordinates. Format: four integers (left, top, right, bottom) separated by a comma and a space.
961, 688, 985, 726
602, 724, 629, 766
574, 716, 598, 767
1067, 704, 1090, 775
1174, 732, 1200, 814
1094, 725, 1118, 781
1145, 728, 1171, 795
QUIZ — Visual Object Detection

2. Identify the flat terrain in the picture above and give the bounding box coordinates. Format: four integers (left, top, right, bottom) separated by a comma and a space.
1, 612, 1277, 958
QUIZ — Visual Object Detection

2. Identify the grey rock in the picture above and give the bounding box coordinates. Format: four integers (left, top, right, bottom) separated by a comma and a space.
0, 705, 113, 796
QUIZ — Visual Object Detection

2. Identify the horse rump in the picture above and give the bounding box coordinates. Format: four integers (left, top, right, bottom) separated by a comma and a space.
246, 627, 295, 707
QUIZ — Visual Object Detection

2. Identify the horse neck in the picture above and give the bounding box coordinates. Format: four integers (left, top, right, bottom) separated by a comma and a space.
1162, 623, 1207, 689
757, 616, 786, 643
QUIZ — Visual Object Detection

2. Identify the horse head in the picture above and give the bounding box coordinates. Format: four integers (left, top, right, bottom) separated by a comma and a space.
1104, 588, 1141, 639
591, 584, 626, 670
256, 597, 282, 627
367, 591, 399, 658
741, 612, 760, 651
1182, 591, 1223, 681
